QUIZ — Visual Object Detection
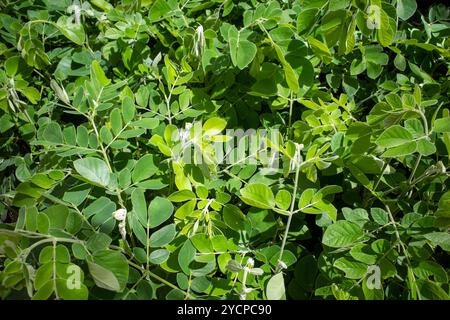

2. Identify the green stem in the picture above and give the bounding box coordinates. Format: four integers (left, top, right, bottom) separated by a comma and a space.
89, 114, 125, 208
385, 205, 421, 300
288, 92, 294, 139
408, 154, 422, 184
373, 161, 389, 192
277, 164, 301, 270
408, 109, 428, 185
127, 260, 190, 297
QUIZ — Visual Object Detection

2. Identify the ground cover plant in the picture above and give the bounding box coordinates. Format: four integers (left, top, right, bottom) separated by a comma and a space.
0, 0, 449, 300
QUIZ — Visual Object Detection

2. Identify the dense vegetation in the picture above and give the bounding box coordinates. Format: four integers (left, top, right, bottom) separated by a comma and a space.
0, 0, 449, 300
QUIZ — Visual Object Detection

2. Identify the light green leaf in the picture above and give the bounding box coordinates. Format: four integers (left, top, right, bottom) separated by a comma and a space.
424, 232, 450, 251
397, 0, 417, 20
240, 183, 275, 209
55, 16, 85, 45
382, 141, 416, 157
416, 138, 436, 156
275, 190, 291, 210
322, 220, 364, 248
5, 56, 19, 77
371, 208, 389, 225
228, 26, 257, 69
203, 117, 227, 136
334, 257, 368, 279
87, 262, 120, 292
168, 190, 196, 202
73, 157, 110, 187
297, 8, 318, 34
376, 125, 413, 148
266, 272, 286, 300
149, 249, 170, 265
88, 250, 128, 292
434, 118, 450, 133
377, 10, 396, 47
90, 60, 110, 87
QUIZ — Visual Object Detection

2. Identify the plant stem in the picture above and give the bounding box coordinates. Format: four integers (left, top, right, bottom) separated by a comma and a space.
408, 154, 422, 184
408, 109, 428, 184
288, 92, 294, 139
385, 205, 422, 300
127, 260, 190, 297
277, 163, 300, 271
89, 114, 125, 208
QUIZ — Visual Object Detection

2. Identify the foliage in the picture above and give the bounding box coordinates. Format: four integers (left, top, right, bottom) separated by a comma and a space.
0, 0, 449, 300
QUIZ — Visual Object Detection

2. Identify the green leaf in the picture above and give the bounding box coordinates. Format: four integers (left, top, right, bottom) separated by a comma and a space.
376, 125, 413, 148
91, 60, 110, 87
342, 207, 369, 226
5, 56, 19, 77
168, 190, 196, 202
43, 205, 69, 229
149, 224, 176, 247
56, 278, 89, 300
223, 204, 245, 231
382, 141, 416, 157
133, 118, 159, 130
87, 261, 120, 292
350, 244, 377, 264
416, 138, 436, 156
297, 8, 318, 34
73, 157, 110, 187
423, 232, 450, 251
132, 154, 158, 183
307, 36, 332, 64
21, 87, 41, 104
43, 122, 63, 144
37, 213, 50, 234
417, 280, 450, 300
131, 188, 147, 226
178, 239, 196, 274
299, 188, 315, 209
434, 118, 450, 133
334, 257, 368, 279
55, 16, 85, 45
175, 200, 196, 220
371, 208, 389, 225
322, 220, 364, 248
148, 0, 174, 21
275, 190, 291, 210
203, 117, 227, 136
377, 10, 396, 47
55, 245, 70, 263
88, 250, 128, 292
32, 281, 54, 300
266, 272, 286, 300
148, 196, 173, 228
397, 0, 417, 20
149, 249, 170, 265
228, 26, 257, 69
394, 54, 406, 71
240, 183, 275, 209
122, 96, 136, 123
436, 191, 450, 218
283, 62, 299, 93
385, 93, 402, 109
413, 260, 448, 283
